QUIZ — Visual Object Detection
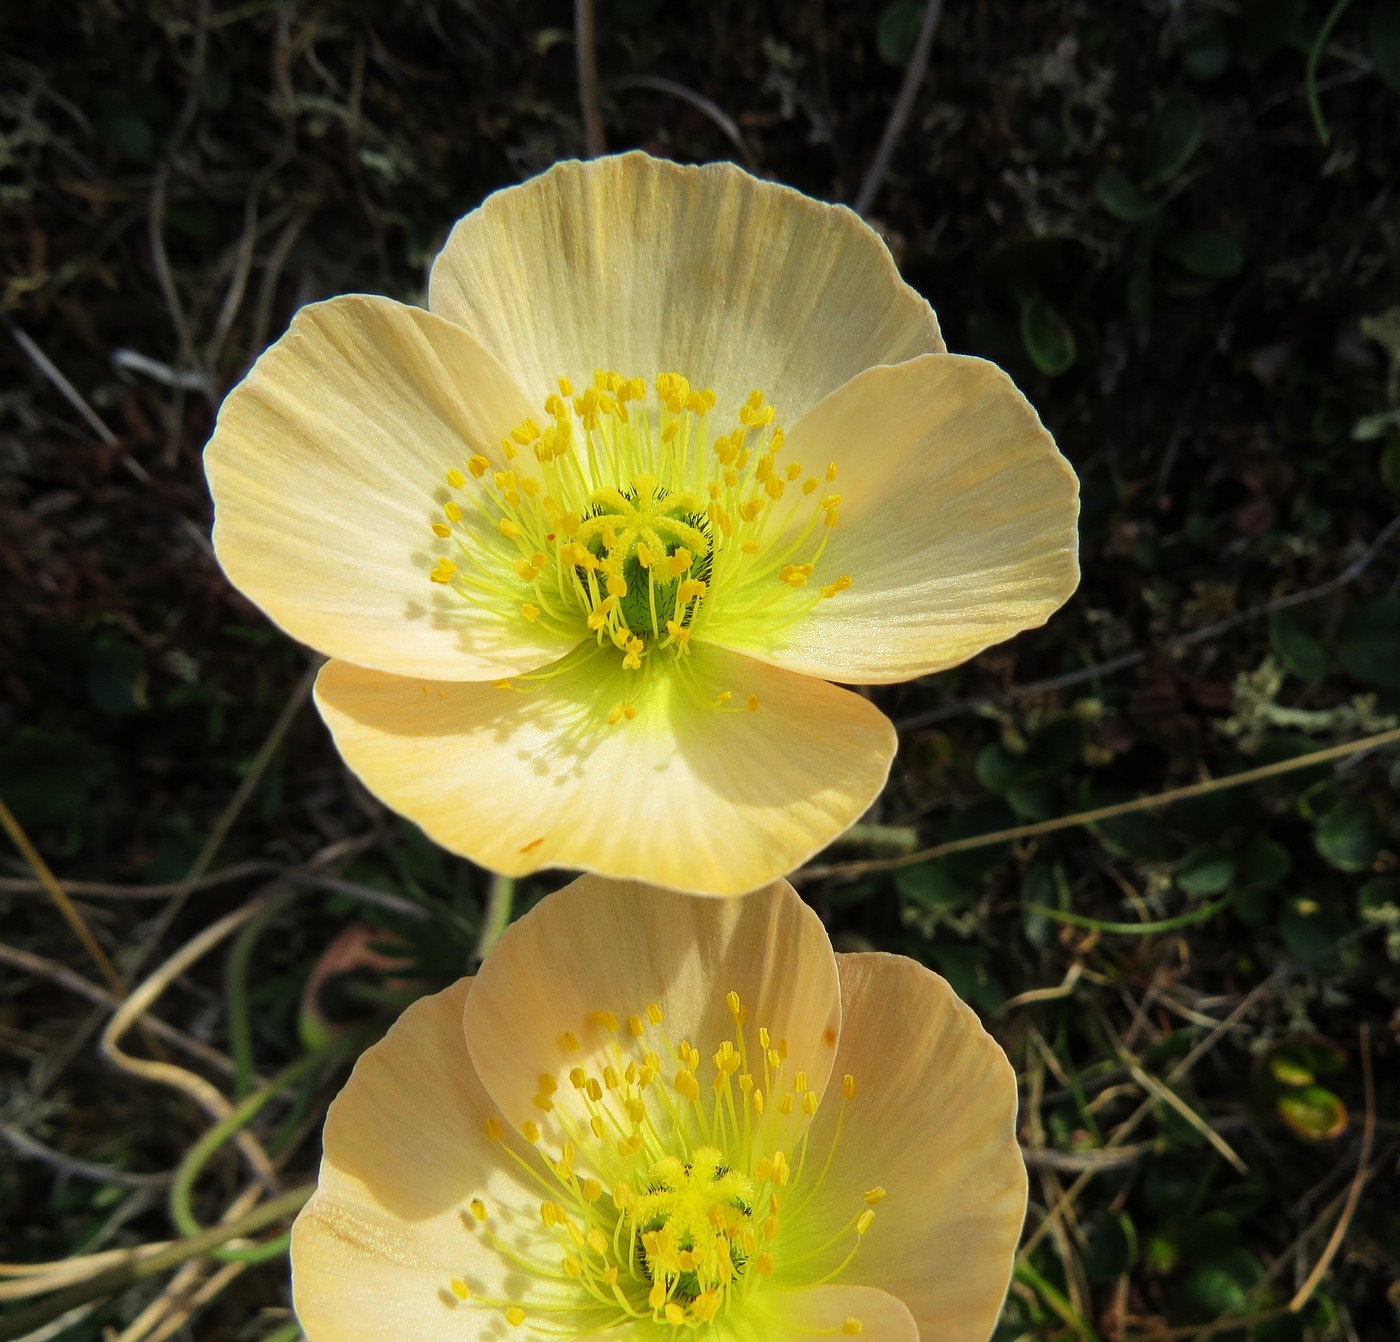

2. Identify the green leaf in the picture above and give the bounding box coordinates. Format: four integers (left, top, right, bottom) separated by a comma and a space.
1083, 1213, 1138, 1281
1269, 608, 1327, 683
1278, 1085, 1349, 1140
1243, 836, 1292, 890
876, 0, 922, 66
1094, 166, 1158, 221
1358, 875, 1400, 921
1337, 595, 1400, 688
1315, 796, 1381, 872
1176, 844, 1237, 895
894, 862, 971, 910
1160, 229, 1244, 278
1143, 91, 1203, 186
975, 743, 1030, 793
1182, 18, 1232, 80
1019, 293, 1077, 376
1370, 2, 1400, 93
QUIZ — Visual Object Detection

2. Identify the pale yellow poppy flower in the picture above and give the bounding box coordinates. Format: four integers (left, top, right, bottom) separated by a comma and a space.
205, 153, 1079, 896
290, 876, 1027, 1341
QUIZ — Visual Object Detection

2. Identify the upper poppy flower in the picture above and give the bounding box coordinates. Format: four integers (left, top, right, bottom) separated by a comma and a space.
290, 875, 1027, 1341
205, 152, 1079, 896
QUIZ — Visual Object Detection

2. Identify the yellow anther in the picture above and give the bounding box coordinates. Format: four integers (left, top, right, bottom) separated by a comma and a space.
606, 572, 628, 598
665, 1302, 685, 1326
586, 1228, 608, 1254
668, 548, 692, 575
532, 1093, 554, 1112
674, 1068, 700, 1101
569, 1066, 587, 1089
803, 1091, 818, 1115
786, 461, 802, 480
622, 638, 644, 671
523, 1121, 540, 1144
505, 1306, 526, 1328
747, 694, 760, 712
485, 1117, 503, 1141
493, 678, 512, 691
864, 1186, 887, 1205
443, 501, 462, 523
607, 702, 637, 725
714, 690, 733, 706
649, 1279, 668, 1310
753, 1089, 765, 1116
498, 517, 521, 538
778, 1094, 794, 1115
467, 454, 489, 477
647, 1003, 664, 1025
558, 377, 574, 396
430, 558, 457, 584
758, 1027, 770, 1048
803, 477, 819, 495
827, 461, 839, 480
676, 577, 707, 604
764, 474, 786, 500
591, 1010, 620, 1032
563, 1254, 583, 1277
628, 1014, 645, 1037
661, 419, 681, 443
431, 522, 452, 538
843, 1074, 857, 1099
843, 1319, 863, 1335
537, 1073, 558, 1095
449, 1277, 470, 1300
586, 1077, 603, 1100
636, 542, 652, 569
582, 1178, 603, 1202
755, 1252, 774, 1277
857, 1209, 875, 1235
469, 1198, 487, 1222
821, 575, 852, 599
779, 563, 812, 587
446, 468, 466, 488
739, 497, 765, 522
521, 603, 540, 622
741, 540, 760, 555
664, 620, 690, 646
510, 418, 541, 446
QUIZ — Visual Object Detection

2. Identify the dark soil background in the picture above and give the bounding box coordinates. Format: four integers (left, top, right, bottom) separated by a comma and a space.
2, 1, 1399, 1339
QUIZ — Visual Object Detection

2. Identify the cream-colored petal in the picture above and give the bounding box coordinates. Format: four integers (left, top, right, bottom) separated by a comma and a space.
206, 294, 578, 680
778, 954, 1026, 1342
463, 875, 840, 1151
291, 979, 590, 1341
428, 152, 944, 428
313, 642, 895, 897
742, 1284, 919, 1342
711, 355, 1080, 683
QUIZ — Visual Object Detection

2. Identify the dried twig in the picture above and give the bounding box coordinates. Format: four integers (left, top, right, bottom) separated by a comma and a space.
853, 0, 945, 216
575, 0, 605, 156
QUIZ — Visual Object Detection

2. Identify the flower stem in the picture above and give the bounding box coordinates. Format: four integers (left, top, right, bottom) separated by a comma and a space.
475, 872, 516, 962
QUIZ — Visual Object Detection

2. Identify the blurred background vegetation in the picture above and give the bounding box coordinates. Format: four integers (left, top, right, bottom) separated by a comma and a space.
2, 0, 1400, 1338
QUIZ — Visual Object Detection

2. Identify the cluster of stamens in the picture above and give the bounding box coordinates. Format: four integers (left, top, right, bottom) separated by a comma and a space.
425, 371, 851, 723
444, 992, 882, 1336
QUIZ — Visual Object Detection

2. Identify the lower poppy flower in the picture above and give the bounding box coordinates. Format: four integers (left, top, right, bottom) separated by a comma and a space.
291, 876, 1026, 1340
